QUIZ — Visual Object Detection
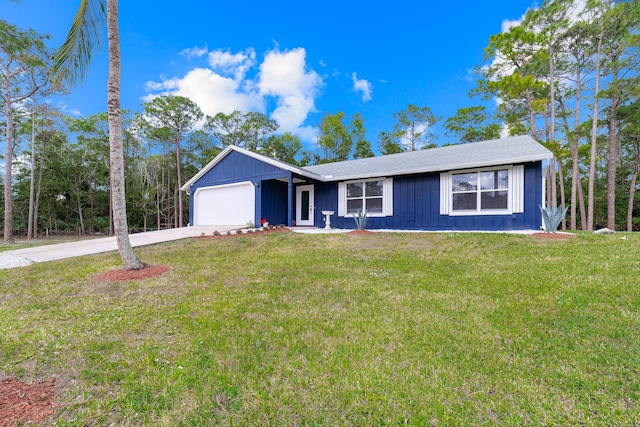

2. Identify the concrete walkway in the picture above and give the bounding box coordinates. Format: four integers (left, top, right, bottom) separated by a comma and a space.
1, 225, 237, 266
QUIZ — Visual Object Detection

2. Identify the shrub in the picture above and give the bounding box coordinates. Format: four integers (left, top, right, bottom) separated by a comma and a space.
353, 210, 369, 230
539, 204, 568, 233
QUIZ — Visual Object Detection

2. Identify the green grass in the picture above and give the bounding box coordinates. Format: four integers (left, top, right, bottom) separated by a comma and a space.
1, 231, 639, 425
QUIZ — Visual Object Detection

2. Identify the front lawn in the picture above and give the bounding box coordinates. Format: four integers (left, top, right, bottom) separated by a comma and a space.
1, 231, 638, 425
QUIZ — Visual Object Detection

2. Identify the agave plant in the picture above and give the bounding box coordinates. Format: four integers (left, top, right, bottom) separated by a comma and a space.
539, 204, 569, 233
353, 210, 370, 230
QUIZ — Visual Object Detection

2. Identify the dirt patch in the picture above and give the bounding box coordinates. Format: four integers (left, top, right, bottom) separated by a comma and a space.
94, 265, 171, 283
530, 232, 576, 239
0, 377, 58, 427
347, 230, 375, 236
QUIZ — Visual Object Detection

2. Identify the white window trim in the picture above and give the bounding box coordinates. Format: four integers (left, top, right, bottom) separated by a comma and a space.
338, 177, 393, 217
440, 165, 524, 216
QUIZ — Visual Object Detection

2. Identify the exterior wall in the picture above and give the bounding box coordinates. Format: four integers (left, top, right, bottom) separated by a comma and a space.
310, 161, 543, 231
189, 151, 544, 231
187, 150, 291, 226
261, 180, 288, 226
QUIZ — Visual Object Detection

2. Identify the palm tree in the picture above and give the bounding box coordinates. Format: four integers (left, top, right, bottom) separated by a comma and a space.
51, 0, 145, 269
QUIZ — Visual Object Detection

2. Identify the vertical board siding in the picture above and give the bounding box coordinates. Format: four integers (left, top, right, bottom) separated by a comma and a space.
189, 151, 544, 231
192, 150, 288, 187
261, 180, 288, 226
329, 161, 543, 230
187, 150, 292, 226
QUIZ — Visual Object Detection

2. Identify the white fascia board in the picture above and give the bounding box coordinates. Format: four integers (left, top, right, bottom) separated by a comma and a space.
181, 145, 324, 191
181, 145, 235, 191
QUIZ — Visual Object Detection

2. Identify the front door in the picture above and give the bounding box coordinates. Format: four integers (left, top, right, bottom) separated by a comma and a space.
296, 185, 315, 226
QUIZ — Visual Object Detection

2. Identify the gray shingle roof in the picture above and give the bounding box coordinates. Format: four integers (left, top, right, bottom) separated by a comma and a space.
182, 135, 553, 191
302, 135, 552, 181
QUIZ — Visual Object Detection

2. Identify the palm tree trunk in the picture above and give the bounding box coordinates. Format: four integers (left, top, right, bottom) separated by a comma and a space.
106, 0, 144, 269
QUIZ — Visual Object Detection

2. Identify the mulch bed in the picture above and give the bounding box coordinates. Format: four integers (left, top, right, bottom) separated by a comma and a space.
196, 227, 291, 239
94, 265, 171, 283
530, 232, 576, 239
0, 378, 57, 427
347, 230, 375, 236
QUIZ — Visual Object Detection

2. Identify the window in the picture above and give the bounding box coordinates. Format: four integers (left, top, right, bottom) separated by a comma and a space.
347, 180, 383, 214
452, 169, 509, 211
338, 178, 393, 217
441, 166, 524, 216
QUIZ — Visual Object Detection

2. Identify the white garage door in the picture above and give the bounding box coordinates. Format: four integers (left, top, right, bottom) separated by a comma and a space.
193, 182, 255, 226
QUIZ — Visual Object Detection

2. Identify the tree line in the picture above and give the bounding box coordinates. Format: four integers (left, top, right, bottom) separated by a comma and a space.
2, 0, 639, 245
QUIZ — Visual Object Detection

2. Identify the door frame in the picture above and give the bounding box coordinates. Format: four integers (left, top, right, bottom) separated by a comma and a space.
295, 184, 315, 226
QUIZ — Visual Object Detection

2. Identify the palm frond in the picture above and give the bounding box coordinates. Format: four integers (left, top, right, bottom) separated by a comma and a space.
50, 0, 106, 88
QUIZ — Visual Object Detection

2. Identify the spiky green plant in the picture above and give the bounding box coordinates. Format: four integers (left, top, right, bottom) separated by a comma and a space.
353, 210, 369, 230
539, 204, 569, 233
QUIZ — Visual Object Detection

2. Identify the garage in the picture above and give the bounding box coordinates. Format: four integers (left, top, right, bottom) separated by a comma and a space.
193, 182, 255, 226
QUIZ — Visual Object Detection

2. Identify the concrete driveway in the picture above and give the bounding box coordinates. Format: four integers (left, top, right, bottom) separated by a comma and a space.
1, 225, 238, 267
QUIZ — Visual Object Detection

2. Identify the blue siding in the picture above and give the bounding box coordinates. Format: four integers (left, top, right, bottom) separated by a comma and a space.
189, 150, 544, 231
261, 180, 288, 226
188, 150, 292, 226
192, 150, 290, 186
312, 162, 544, 231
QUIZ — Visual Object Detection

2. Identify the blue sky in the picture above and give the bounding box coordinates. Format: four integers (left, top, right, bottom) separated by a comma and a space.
5, 0, 537, 151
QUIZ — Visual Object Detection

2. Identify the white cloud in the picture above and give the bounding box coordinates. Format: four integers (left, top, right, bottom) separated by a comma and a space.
351, 72, 373, 102
500, 123, 511, 139
258, 47, 323, 136
144, 46, 323, 142
144, 68, 263, 117
179, 45, 208, 60
208, 48, 256, 81
501, 16, 525, 33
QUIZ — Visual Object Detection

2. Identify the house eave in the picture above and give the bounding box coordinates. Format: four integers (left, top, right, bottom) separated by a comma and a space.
312, 153, 553, 182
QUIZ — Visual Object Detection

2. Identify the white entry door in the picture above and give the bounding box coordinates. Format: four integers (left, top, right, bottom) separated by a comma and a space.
296, 185, 315, 226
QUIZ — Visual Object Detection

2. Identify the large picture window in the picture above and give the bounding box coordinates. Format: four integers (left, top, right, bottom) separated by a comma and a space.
452, 169, 509, 212
347, 180, 383, 214
441, 166, 523, 216
338, 178, 393, 217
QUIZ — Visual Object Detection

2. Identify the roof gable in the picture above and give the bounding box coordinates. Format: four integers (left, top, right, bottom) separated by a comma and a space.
181, 145, 320, 190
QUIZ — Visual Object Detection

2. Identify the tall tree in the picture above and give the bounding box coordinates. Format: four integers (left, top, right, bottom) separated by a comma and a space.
350, 112, 374, 159
204, 110, 278, 150
144, 95, 203, 227
599, 1, 639, 230
480, 25, 547, 138
52, 0, 145, 269
316, 112, 353, 163
585, 0, 606, 231
560, 14, 593, 230
444, 106, 501, 143
392, 104, 439, 151
0, 20, 49, 243
526, 0, 573, 208
378, 130, 404, 155
261, 132, 308, 166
